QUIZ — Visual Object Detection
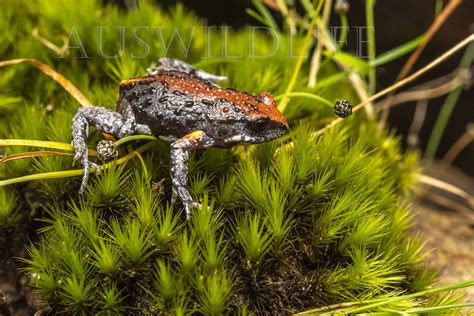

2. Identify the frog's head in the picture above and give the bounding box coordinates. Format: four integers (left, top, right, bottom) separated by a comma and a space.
234, 92, 289, 143
207, 89, 289, 146
253, 92, 288, 136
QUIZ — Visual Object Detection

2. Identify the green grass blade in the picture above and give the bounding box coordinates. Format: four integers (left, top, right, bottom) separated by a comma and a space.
343, 279, 474, 314
405, 303, 474, 313
425, 41, 474, 160
370, 35, 426, 67
250, 0, 279, 31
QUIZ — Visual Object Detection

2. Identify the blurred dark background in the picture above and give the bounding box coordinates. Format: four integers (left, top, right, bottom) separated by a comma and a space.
109, 0, 474, 175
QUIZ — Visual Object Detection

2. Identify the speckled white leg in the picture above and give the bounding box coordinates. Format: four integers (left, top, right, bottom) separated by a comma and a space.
72, 103, 136, 193
147, 57, 228, 84
170, 130, 215, 219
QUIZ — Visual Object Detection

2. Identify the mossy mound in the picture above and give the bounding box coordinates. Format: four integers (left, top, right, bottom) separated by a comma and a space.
23, 121, 428, 314
0, 0, 445, 314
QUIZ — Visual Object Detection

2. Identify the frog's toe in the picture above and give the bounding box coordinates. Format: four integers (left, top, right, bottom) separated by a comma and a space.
183, 200, 201, 220
89, 161, 101, 175
78, 160, 101, 194
73, 150, 85, 162
171, 187, 178, 205
78, 167, 89, 194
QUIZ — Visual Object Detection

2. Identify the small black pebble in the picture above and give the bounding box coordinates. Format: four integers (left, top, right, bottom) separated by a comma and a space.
96, 140, 118, 163
334, 99, 352, 118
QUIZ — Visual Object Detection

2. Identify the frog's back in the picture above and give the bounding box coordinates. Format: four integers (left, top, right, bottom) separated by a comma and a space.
117, 72, 215, 138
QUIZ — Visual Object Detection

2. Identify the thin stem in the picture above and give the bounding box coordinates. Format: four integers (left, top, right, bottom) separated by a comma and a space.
419, 174, 473, 208
365, 0, 376, 95
0, 141, 157, 188
1, 151, 76, 163
0, 139, 75, 151
406, 303, 474, 313
343, 280, 474, 314
278, 1, 323, 113
442, 124, 474, 165
407, 100, 428, 148
336, 14, 348, 50
115, 135, 158, 147
374, 69, 467, 112
315, 35, 474, 136
275, 0, 296, 35
308, 0, 332, 87
379, 0, 462, 127
274, 92, 334, 108
425, 41, 474, 160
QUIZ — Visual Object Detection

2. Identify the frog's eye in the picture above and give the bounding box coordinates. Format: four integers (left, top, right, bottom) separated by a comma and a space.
257, 93, 275, 107
250, 118, 267, 133
222, 106, 230, 113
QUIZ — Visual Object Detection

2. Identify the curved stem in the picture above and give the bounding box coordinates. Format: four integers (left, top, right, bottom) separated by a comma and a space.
274, 92, 333, 108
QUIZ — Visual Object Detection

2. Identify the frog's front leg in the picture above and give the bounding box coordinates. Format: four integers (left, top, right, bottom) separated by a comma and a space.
72, 101, 136, 193
170, 130, 215, 219
147, 57, 227, 84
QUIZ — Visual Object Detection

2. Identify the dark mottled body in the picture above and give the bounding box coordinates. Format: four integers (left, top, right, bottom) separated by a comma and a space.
72, 58, 288, 218
118, 71, 287, 147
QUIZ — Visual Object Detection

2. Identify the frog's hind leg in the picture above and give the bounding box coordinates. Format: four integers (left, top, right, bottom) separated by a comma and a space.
147, 57, 227, 84
170, 130, 215, 219
72, 102, 136, 193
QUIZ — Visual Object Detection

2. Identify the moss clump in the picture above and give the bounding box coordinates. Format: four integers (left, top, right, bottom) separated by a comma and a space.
0, 0, 449, 314
19, 121, 431, 314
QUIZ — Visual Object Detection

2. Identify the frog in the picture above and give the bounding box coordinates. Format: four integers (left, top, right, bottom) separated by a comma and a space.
72, 58, 289, 219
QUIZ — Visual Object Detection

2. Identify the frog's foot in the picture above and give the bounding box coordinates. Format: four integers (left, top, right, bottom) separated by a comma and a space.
170, 130, 215, 220
73, 147, 101, 194
147, 58, 227, 84
171, 185, 201, 220
72, 104, 137, 194
183, 201, 202, 220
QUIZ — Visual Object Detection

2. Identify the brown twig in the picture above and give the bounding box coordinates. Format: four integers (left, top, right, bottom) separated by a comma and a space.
374, 69, 469, 112
379, 0, 462, 127
419, 174, 473, 209
1, 151, 75, 163
442, 123, 474, 166
407, 100, 428, 148
418, 187, 473, 220
398, 0, 462, 81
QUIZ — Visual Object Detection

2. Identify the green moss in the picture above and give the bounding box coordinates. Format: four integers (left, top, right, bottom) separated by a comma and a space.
0, 0, 465, 314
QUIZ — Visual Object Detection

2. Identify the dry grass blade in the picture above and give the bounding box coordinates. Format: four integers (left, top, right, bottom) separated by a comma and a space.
308, 0, 332, 87
315, 34, 474, 136
1, 151, 75, 163
442, 123, 474, 165
397, 0, 462, 80
0, 141, 157, 187
374, 69, 469, 112
419, 174, 473, 209
407, 100, 428, 147
419, 187, 473, 220
0, 139, 75, 151
0, 58, 92, 107
32, 28, 69, 56
379, 0, 462, 126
